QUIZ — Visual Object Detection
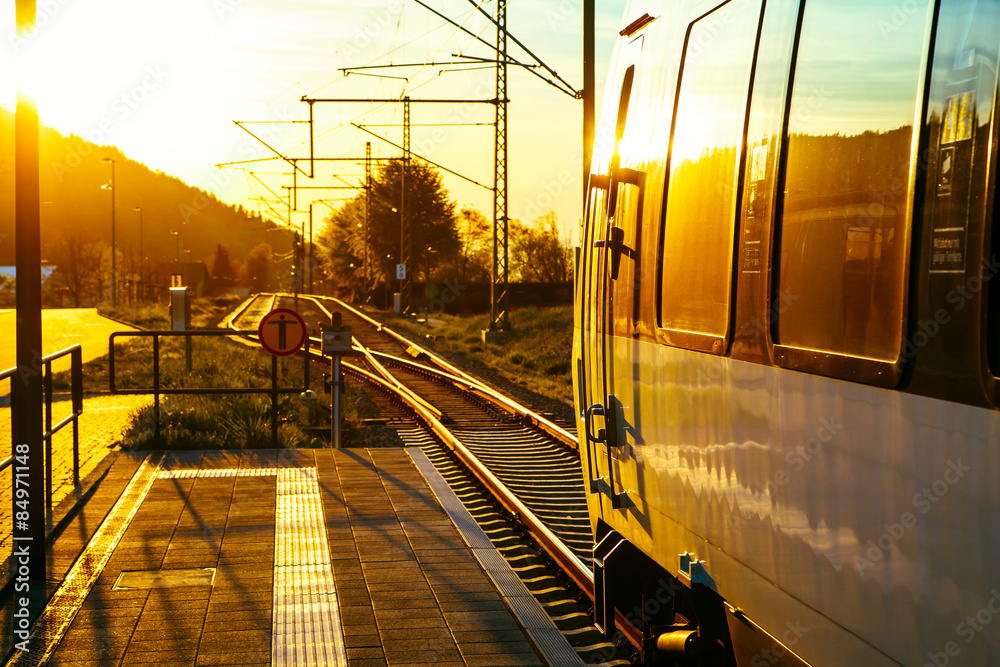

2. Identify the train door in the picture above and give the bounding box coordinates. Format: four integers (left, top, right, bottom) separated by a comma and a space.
584, 37, 642, 515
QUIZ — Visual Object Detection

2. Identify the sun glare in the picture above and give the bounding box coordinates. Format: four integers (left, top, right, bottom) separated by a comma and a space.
2, 1, 208, 137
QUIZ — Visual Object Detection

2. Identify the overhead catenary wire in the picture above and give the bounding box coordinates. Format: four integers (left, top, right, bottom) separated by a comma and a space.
351, 123, 492, 191
231, 2, 501, 222
460, 0, 580, 96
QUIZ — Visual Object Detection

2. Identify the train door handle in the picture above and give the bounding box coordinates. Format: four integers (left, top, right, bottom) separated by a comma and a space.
606, 166, 645, 220
585, 398, 630, 509
584, 404, 605, 493
594, 227, 631, 280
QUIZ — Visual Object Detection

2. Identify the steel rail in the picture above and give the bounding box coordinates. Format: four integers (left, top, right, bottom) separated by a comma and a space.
370, 348, 578, 450
226, 293, 643, 649
319, 296, 578, 449
339, 340, 595, 599
221, 294, 263, 330
292, 296, 445, 421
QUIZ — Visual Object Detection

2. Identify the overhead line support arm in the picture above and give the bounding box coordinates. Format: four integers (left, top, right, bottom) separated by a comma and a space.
351, 123, 492, 191
461, 0, 579, 96
409, 0, 577, 97
234, 121, 312, 178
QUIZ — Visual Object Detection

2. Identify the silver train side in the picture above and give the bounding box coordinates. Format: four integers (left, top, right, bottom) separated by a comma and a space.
573, 0, 1000, 665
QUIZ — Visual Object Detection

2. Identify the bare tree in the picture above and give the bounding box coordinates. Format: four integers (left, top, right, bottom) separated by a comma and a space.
49, 232, 109, 306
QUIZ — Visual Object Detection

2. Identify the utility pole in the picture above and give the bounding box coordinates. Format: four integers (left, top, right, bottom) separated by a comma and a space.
308, 203, 313, 294
134, 207, 143, 302
365, 141, 372, 300
488, 0, 510, 334
400, 97, 411, 315
302, 96, 496, 313
103, 158, 117, 307
14, 0, 47, 629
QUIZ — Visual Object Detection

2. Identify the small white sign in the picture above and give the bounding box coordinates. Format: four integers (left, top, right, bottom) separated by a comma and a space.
396, 263, 406, 280
170, 274, 184, 288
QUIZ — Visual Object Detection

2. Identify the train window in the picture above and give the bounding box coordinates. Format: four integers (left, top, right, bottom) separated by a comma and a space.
614, 66, 635, 164
773, 0, 931, 361
659, 0, 762, 339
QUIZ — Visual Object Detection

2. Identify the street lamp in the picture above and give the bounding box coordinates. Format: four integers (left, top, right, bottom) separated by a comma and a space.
171, 230, 180, 262
102, 157, 116, 307
133, 206, 143, 301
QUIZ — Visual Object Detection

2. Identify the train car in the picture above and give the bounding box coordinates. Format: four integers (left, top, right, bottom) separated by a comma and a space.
573, 0, 1000, 664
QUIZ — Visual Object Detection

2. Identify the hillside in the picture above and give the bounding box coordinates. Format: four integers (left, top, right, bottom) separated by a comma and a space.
0, 107, 292, 269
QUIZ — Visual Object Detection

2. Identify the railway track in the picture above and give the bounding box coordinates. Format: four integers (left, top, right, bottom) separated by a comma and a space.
226, 293, 635, 666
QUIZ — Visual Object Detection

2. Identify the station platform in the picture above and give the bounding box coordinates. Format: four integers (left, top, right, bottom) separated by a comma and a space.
9, 447, 583, 667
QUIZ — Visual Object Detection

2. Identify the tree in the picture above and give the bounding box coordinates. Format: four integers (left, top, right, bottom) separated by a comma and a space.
243, 243, 272, 293
0, 272, 13, 308
208, 244, 240, 293
317, 198, 365, 298
48, 231, 109, 306
453, 207, 492, 283
510, 211, 573, 282
319, 159, 460, 293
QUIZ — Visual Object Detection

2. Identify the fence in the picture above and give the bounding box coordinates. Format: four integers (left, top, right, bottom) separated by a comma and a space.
108, 330, 309, 446
0, 345, 84, 515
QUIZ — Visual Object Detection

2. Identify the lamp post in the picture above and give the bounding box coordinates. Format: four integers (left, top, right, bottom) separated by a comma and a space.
133, 206, 143, 302
102, 158, 116, 307
171, 230, 180, 262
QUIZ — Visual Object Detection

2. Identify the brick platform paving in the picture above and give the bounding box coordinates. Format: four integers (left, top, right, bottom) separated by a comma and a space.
0, 395, 153, 553
30, 449, 547, 667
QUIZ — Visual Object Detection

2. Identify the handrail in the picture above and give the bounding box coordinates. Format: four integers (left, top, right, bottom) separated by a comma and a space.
108, 329, 308, 446
1, 344, 85, 511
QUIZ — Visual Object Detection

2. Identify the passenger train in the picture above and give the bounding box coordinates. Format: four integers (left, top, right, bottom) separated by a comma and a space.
573, 0, 1000, 664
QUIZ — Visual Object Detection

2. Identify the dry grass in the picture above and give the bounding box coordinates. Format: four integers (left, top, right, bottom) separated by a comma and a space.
391, 306, 574, 405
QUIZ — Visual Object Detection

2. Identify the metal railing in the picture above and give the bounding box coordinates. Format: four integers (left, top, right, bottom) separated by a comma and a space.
1, 344, 84, 513
108, 330, 309, 445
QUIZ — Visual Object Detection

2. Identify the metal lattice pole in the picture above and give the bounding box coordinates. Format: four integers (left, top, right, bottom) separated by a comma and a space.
490, 0, 509, 332
365, 141, 371, 298
401, 96, 412, 315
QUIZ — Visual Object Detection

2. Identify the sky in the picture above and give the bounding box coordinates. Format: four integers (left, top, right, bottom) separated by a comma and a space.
2, 0, 627, 245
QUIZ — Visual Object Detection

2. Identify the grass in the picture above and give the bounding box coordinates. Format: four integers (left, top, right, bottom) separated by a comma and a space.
115, 334, 329, 450
98, 293, 244, 330
98, 303, 170, 330
391, 306, 574, 405
57, 294, 335, 450
52, 294, 409, 449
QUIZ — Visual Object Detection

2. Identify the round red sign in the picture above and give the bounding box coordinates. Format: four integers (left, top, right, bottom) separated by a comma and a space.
257, 308, 307, 356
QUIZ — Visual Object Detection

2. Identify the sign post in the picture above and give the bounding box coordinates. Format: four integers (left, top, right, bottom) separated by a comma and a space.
321, 313, 355, 448
258, 308, 308, 446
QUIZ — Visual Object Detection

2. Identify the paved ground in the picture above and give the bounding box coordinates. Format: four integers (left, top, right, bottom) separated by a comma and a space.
0, 309, 138, 381
0, 394, 152, 554
30, 448, 545, 667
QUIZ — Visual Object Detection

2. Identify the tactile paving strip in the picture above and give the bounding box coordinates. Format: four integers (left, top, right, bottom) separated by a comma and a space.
406, 447, 586, 667
157, 465, 347, 667
272, 467, 347, 666
5, 452, 167, 667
